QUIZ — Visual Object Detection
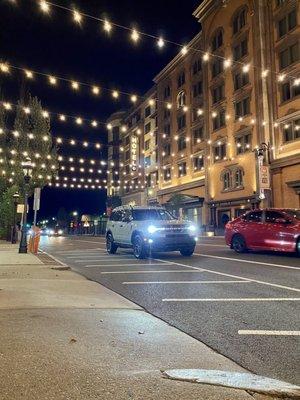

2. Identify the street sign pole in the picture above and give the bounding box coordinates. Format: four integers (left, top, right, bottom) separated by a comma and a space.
33, 188, 41, 226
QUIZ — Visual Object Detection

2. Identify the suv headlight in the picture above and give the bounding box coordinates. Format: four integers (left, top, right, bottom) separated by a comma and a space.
188, 225, 197, 232
148, 225, 158, 234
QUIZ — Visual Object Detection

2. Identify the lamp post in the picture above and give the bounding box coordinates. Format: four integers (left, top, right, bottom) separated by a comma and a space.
19, 157, 33, 254
11, 191, 20, 244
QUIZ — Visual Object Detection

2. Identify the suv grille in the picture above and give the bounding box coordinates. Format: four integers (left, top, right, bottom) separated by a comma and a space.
164, 225, 187, 233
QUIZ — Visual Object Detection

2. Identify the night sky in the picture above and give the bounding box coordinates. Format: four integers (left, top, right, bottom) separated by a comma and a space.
0, 0, 201, 220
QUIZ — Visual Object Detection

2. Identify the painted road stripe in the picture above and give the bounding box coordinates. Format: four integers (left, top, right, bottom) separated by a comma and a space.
162, 298, 300, 302
238, 330, 300, 336
72, 257, 133, 261
155, 258, 300, 293
197, 244, 226, 248
194, 252, 300, 271
122, 280, 252, 285
100, 269, 205, 274
85, 263, 172, 267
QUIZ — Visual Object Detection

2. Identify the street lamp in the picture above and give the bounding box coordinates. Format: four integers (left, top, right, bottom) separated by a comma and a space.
11, 191, 20, 244
19, 157, 33, 254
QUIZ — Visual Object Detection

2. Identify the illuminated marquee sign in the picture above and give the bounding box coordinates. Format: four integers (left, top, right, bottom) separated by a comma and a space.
130, 135, 139, 171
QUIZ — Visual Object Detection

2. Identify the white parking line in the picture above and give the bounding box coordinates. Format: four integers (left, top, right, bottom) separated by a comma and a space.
71, 257, 133, 261
162, 298, 300, 302
238, 330, 300, 336
122, 280, 251, 285
85, 263, 172, 267
194, 252, 299, 271
100, 269, 204, 274
197, 244, 226, 247
155, 258, 300, 293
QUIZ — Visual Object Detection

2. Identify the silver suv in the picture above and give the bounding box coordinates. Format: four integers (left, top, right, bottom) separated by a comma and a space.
106, 206, 198, 259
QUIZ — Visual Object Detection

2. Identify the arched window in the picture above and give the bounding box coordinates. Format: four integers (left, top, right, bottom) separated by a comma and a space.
234, 168, 243, 188
177, 91, 186, 108
222, 170, 231, 190
233, 8, 246, 35
211, 29, 223, 51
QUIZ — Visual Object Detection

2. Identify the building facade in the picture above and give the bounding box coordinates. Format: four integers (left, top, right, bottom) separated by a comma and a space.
107, 0, 300, 233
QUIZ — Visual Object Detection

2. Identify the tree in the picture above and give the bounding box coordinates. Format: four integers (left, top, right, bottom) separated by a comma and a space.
0, 95, 58, 237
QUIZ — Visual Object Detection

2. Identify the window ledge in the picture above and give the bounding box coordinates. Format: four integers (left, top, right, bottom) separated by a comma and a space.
222, 186, 244, 193
279, 94, 300, 107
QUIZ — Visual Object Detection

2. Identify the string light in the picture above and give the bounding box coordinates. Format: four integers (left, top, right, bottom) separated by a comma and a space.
112, 90, 119, 99
92, 86, 100, 95
0, 63, 10, 73
181, 46, 188, 55
103, 19, 112, 33
73, 10, 82, 24
131, 29, 140, 42
202, 52, 209, 62
49, 76, 57, 85
157, 37, 165, 48
39, 1, 50, 14
131, 95, 138, 103
24, 69, 34, 79
71, 81, 79, 90
224, 58, 232, 69
242, 63, 250, 73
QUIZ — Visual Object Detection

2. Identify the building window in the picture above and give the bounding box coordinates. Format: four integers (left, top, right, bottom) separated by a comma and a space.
177, 114, 186, 130
144, 156, 151, 166
193, 126, 204, 144
223, 170, 231, 190
154, 131, 158, 146
164, 123, 171, 136
212, 109, 226, 130
234, 72, 249, 90
177, 90, 186, 108
164, 167, 171, 181
213, 142, 227, 161
233, 38, 248, 61
125, 150, 130, 160
178, 135, 186, 151
193, 154, 204, 171
125, 165, 130, 175
221, 167, 244, 190
278, 9, 297, 39
235, 97, 250, 118
212, 84, 225, 104
211, 30, 223, 51
192, 59, 202, 75
281, 80, 300, 102
178, 162, 187, 177
164, 109, 171, 119
163, 143, 171, 156
233, 8, 246, 34
279, 43, 299, 69
212, 59, 224, 78
145, 139, 150, 150
282, 118, 300, 142
192, 107, 203, 122
125, 136, 130, 146
234, 168, 243, 188
164, 85, 171, 99
145, 106, 151, 118
193, 81, 202, 97
145, 122, 151, 134
235, 133, 251, 154
177, 71, 185, 88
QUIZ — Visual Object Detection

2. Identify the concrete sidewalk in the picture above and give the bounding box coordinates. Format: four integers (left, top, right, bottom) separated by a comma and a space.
0, 244, 290, 399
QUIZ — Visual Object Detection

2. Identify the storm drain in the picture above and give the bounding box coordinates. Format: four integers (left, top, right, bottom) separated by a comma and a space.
162, 369, 300, 398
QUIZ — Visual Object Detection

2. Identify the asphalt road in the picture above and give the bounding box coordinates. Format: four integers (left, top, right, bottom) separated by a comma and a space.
40, 235, 300, 385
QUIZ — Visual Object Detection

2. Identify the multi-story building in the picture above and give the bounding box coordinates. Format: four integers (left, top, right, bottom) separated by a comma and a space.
107, 0, 300, 233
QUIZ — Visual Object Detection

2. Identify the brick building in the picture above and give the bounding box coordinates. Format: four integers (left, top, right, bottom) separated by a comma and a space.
107, 0, 300, 232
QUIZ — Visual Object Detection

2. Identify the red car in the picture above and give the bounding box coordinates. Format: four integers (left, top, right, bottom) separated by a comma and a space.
225, 209, 300, 254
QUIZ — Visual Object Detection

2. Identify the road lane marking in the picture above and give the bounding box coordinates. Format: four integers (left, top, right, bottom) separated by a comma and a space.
155, 258, 300, 293
238, 330, 300, 336
197, 244, 226, 247
100, 269, 205, 274
72, 257, 134, 261
162, 298, 300, 302
122, 280, 252, 285
194, 252, 299, 271
84, 263, 172, 267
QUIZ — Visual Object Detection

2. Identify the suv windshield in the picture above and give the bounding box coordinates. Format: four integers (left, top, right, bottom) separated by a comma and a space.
282, 209, 300, 220
132, 209, 176, 221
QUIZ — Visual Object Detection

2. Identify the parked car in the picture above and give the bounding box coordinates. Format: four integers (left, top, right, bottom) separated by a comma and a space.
106, 206, 198, 259
225, 208, 300, 254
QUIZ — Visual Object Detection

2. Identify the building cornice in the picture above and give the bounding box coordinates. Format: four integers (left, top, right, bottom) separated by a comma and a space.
271, 153, 300, 169
193, 0, 223, 23
153, 32, 203, 83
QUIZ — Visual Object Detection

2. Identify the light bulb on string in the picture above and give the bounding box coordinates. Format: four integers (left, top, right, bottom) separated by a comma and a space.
24, 70, 33, 79
112, 90, 119, 99
103, 20, 112, 33
131, 29, 140, 42
39, 1, 50, 14
92, 86, 100, 95
181, 46, 188, 55
49, 76, 57, 85
73, 10, 82, 24
71, 81, 79, 90
157, 37, 165, 48
0, 63, 10, 73
203, 52, 209, 62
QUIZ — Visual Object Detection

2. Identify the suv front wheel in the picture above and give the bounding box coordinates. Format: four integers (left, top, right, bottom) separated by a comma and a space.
106, 233, 118, 254
180, 247, 195, 257
133, 235, 148, 259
